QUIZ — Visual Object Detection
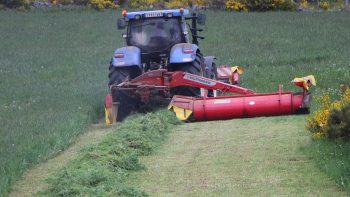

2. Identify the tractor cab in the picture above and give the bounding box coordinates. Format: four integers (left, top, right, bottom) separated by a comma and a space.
115, 9, 206, 71
118, 9, 190, 53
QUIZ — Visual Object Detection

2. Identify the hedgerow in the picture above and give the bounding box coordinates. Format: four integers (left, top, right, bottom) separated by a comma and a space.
40, 110, 181, 196
0, 0, 298, 10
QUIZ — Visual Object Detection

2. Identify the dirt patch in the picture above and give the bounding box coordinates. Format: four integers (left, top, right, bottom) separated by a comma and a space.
10, 123, 114, 197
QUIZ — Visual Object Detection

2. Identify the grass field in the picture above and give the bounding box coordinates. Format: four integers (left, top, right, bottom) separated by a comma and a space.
131, 116, 348, 196
1, 9, 350, 196
0, 9, 121, 196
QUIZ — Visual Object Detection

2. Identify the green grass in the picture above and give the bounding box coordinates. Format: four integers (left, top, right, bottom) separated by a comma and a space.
40, 110, 180, 196
303, 139, 350, 192
130, 116, 348, 196
0, 9, 122, 196
201, 11, 350, 95
1, 9, 350, 196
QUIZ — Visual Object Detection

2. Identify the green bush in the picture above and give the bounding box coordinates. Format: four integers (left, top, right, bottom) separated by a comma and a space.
320, 0, 330, 10
306, 89, 350, 139
0, 0, 29, 8
244, 0, 297, 11
328, 103, 350, 139
88, 0, 118, 9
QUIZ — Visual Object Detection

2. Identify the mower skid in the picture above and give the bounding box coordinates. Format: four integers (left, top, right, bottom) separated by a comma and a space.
104, 93, 119, 125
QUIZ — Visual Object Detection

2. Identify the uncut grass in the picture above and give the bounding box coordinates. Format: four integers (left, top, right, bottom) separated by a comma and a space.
303, 139, 350, 193
202, 11, 350, 95
1, 9, 350, 196
0, 10, 122, 196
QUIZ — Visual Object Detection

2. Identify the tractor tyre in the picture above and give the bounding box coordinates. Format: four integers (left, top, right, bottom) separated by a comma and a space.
171, 53, 205, 97
108, 66, 141, 121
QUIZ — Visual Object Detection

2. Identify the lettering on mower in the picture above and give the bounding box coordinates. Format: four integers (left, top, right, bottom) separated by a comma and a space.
184, 74, 216, 86
214, 99, 231, 104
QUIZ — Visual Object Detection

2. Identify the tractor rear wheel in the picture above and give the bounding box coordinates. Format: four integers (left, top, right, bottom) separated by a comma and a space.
171, 53, 204, 97
108, 66, 141, 121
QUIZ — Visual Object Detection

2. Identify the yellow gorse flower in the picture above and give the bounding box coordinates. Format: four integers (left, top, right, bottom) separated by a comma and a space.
306, 88, 350, 138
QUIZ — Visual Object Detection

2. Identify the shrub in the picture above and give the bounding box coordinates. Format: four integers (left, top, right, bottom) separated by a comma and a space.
163, 0, 207, 8
51, 0, 74, 5
328, 103, 350, 139
306, 89, 350, 139
225, 0, 248, 11
241, 0, 296, 11
208, 0, 226, 8
319, 1, 330, 10
299, 0, 308, 9
88, 0, 118, 9
72, 0, 89, 5
129, 0, 160, 8
1, 0, 30, 8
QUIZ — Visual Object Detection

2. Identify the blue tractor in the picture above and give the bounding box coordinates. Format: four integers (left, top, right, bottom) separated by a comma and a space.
109, 8, 217, 120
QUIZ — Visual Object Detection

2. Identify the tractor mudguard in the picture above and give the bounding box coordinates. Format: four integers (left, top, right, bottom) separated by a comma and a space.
169, 43, 199, 64
111, 46, 141, 68
204, 56, 216, 78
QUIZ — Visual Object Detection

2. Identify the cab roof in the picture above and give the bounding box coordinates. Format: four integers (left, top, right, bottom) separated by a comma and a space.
125, 9, 189, 20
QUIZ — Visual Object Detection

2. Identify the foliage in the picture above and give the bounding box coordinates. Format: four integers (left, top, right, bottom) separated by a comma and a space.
51, 0, 73, 5
225, 0, 248, 11
208, 0, 226, 8
328, 103, 350, 139
242, 0, 297, 11
128, 0, 160, 8
320, 0, 330, 10
88, 0, 118, 9
40, 110, 181, 196
299, 0, 308, 9
306, 89, 350, 139
0, 0, 29, 8
127, 0, 207, 8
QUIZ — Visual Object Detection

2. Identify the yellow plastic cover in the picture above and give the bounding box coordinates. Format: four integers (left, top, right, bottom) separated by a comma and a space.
292, 75, 316, 90
231, 66, 244, 75
169, 105, 193, 121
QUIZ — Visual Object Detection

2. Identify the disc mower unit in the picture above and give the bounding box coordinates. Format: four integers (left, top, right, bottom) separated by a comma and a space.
105, 67, 315, 123
168, 85, 312, 121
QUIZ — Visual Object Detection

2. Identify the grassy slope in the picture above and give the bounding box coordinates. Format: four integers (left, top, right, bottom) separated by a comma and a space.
1, 10, 350, 196
201, 11, 350, 95
0, 9, 122, 196
132, 116, 347, 196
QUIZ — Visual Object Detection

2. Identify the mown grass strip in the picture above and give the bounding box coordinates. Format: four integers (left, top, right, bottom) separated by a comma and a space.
39, 110, 181, 196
